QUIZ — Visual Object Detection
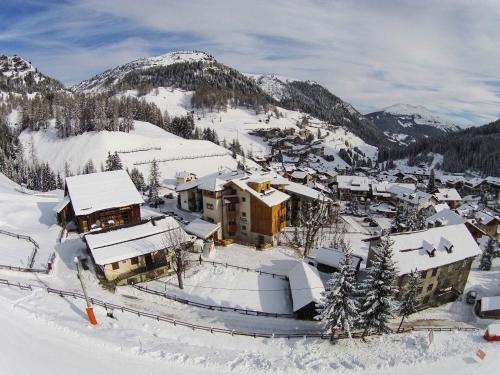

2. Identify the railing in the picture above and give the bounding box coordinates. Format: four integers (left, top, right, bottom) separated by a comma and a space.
0, 228, 43, 272
114, 146, 162, 154
133, 152, 231, 166
0, 279, 480, 341
133, 284, 295, 319
186, 258, 288, 280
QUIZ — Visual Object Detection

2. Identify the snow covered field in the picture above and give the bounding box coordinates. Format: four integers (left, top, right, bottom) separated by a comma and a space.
0, 173, 60, 269
145, 262, 293, 314
0, 233, 36, 268
19, 120, 243, 184
0, 173, 500, 374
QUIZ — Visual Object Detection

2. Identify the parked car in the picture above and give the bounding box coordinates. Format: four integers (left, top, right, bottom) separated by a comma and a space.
466, 290, 478, 305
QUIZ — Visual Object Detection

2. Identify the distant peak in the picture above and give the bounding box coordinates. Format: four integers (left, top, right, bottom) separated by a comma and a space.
382, 103, 434, 116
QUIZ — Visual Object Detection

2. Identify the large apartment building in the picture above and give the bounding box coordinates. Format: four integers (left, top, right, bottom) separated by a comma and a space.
176, 170, 294, 247
366, 224, 481, 309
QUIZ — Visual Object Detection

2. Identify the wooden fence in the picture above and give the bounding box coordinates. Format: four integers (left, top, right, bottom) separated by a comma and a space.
0, 279, 480, 342
133, 284, 295, 319
133, 152, 231, 166
187, 258, 288, 280
0, 229, 43, 272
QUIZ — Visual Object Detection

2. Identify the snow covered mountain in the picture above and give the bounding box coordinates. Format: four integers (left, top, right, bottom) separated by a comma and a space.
0, 54, 63, 94
73, 51, 215, 92
73, 51, 387, 148
248, 74, 388, 147
366, 103, 460, 145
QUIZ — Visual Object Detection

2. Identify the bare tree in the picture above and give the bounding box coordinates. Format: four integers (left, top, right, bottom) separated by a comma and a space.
298, 196, 332, 257
162, 220, 193, 290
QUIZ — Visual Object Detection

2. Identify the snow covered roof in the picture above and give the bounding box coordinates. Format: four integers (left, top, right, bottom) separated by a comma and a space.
176, 168, 245, 192
311, 247, 362, 270
433, 188, 461, 202
393, 190, 432, 205
425, 209, 465, 227
290, 170, 309, 179
372, 182, 415, 197
183, 218, 220, 239
474, 211, 499, 226
288, 262, 325, 312
54, 195, 70, 213
385, 224, 481, 275
65, 170, 144, 216
487, 323, 500, 336
481, 296, 500, 312
85, 216, 192, 265
433, 203, 450, 212
229, 177, 290, 207
336, 175, 371, 191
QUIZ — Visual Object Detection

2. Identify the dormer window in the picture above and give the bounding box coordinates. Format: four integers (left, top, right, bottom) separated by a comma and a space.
427, 248, 436, 257
445, 244, 454, 254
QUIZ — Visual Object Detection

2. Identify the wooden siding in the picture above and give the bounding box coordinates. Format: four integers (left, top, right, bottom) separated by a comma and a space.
76, 204, 141, 232
250, 197, 286, 236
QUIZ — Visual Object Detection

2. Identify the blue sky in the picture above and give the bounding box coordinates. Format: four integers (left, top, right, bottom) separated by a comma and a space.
1, 0, 500, 127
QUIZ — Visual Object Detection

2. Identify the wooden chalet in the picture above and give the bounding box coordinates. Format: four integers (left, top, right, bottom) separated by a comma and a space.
56, 170, 144, 233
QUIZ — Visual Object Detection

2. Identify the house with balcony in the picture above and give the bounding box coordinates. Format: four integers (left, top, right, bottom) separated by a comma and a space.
223, 176, 289, 247
366, 224, 481, 309
56, 170, 144, 233
84, 216, 193, 285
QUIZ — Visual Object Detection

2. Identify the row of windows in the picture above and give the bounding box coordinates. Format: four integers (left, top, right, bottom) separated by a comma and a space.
111, 256, 139, 270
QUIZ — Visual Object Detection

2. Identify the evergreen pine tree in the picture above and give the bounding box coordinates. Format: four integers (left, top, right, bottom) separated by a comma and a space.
427, 169, 436, 193
397, 269, 420, 332
316, 243, 360, 339
129, 167, 146, 192
148, 159, 161, 206
479, 237, 496, 271
359, 235, 399, 338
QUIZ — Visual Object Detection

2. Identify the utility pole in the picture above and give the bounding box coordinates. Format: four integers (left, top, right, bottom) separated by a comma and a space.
74, 257, 97, 325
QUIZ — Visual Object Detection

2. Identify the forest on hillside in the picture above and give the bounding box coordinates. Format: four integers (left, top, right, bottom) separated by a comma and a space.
379, 119, 500, 176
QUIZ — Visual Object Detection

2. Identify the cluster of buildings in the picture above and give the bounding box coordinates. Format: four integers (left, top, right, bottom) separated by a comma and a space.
53, 160, 499, 319
176, 168, 329, 247
56, 170, 194, 285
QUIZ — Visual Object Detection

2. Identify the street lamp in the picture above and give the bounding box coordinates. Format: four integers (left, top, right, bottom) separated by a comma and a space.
74, 256, 97, 325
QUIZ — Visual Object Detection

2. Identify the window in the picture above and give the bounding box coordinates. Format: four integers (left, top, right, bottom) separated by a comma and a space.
242, 197, 246, 202
112, 262, 119, 270
422, 296, 430, 305
242, 212, 247, 217
417, 287, 423, 295
242, 225, 246, 230
421, 270, 428, 279
131, 257, 139, 265
431, 268, 438, 277
206, 203, 214, 210
427, 284, 434, 292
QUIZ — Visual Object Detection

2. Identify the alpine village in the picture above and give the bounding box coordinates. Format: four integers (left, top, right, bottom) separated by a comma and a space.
1, 34, 500, 375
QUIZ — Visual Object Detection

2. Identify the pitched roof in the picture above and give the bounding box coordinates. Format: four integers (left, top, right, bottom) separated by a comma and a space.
229, 177, 290, 207
183, 218, 220, 239
336, 175, 371, 191
288, 262, 325, 312
65, 170, 143, 216
425, 209, 465, 227
385, 224, 481, 275
85, 216, 192, 265
433, 188, 462, 202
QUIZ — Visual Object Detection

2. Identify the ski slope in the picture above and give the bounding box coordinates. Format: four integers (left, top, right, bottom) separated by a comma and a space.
18, 120, 244, 184
121, 87, 378, 162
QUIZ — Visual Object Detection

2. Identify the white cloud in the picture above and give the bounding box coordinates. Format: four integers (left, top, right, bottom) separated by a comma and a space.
2, 0, 500, 126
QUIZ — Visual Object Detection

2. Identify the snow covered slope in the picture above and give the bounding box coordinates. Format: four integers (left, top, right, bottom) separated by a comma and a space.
0, 54, 64, 93
73, 51, 214, 92
366, 104, 460, 144
118, 87, 378, 163
0, 173, 60, 268
19, 120, 243, 184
